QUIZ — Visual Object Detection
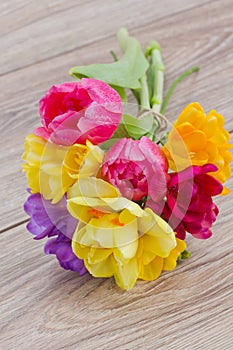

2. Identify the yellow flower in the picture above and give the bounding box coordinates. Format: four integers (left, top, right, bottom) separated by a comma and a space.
137, 236, 186, 281
163, 103, 232, 192
68, 177, 180, 290
22, 134, 104, 203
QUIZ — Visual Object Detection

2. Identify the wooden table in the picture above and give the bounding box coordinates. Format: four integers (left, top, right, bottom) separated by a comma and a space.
1, 1, 232, 349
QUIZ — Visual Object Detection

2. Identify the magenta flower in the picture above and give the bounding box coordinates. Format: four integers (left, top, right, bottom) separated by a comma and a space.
161, 164, 223, 239
24, 192, 87, 274
102, 136, 168, 202
34, 78, 122, 146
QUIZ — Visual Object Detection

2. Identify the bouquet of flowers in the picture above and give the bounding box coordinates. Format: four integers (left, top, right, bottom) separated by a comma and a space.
22, 28, 232, 290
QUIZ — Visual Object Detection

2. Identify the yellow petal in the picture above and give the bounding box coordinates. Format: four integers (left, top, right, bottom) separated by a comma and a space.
67, 204, 94, 223
183, 130, 207, 151
174, 102, 205, 128
201, 116, 218, 138
221, 186, 230, 195
72, 240, 90, 260
139, 256, 163, 281
138, 208, 176, 258
141, 250, 156, 265
114, 258, 138, 290
190, 150, 209, 165
207, 110, 225, 127
211, 131, 230, 145
164, 103, 232, 186
68, 178, 145, 217
87, 247, 112, 264
22, 134, 96, 203
163, 238, 186, 271
79, 141, 104, 177
113, 239, 138, 262
175, 122, 196, 136
86, 255, 115, 278
205, 141, 218, 161
68, 177, 120, 199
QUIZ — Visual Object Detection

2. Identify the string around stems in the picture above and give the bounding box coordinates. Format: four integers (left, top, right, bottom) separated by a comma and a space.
137, 108, 168, 134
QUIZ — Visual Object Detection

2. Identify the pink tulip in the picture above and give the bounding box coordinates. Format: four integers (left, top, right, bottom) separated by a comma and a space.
34, 79, 122, 146
102, 137, 168, 202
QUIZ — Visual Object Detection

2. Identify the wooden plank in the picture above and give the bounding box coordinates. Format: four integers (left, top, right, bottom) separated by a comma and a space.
1, 1, 233, 349
0, 185, 232, 349
0, 0, 211, 75
0, 1, 85, 36
0, 0, 233, 230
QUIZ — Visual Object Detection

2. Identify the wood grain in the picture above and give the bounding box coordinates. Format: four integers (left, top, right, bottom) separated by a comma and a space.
1, 183, 233, 349
0, 0, 233, 349
1, 0, 233, 230
0, 0, 210, 75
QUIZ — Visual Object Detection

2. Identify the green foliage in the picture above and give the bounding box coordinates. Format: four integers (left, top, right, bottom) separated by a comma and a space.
69, 28, 149, 90
123, 113, 156, 140
177, 250, 191, 261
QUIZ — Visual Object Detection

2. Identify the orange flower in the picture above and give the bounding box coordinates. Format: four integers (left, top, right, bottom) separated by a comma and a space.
163, 103, 232, 193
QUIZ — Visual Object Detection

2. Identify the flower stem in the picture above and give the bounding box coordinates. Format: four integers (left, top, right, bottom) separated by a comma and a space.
110, 50, 118, 62
139, 74, 150, 109
151, 47, 165, 113
117, 27, 129, 52
161, 66, 200, 115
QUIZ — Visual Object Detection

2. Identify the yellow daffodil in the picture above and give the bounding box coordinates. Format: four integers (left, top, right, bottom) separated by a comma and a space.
137, 237, 186, 281
163, 103, 232, 193
68, 178, 182, 290
22, 134, 104, 203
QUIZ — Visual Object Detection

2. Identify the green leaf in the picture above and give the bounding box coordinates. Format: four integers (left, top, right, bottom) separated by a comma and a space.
111, 121, 129, 139
69, 28, 149, 90
100, 122, 130, 151
100, 138, 118, 151
123, 113, 155, 140
111, 85, 127, 102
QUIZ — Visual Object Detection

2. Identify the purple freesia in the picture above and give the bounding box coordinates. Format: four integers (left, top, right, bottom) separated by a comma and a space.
24, 192, 77, 240
44, 233, 87, 274
24, 192, 87, 274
